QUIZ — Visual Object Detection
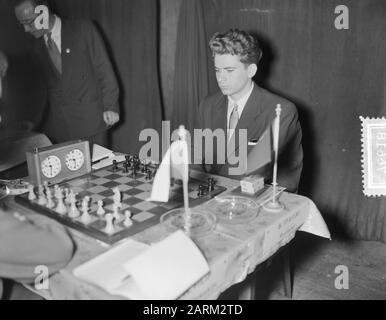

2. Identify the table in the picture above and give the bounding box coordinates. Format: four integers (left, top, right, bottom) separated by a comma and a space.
6, 170, 331, 300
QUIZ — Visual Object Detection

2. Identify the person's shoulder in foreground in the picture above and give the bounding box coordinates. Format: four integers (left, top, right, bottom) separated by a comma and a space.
0, 206, 74, 283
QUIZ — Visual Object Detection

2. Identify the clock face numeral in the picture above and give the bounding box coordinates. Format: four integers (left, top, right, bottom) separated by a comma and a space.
65, 149, 85, 171
41, 156, 62, 178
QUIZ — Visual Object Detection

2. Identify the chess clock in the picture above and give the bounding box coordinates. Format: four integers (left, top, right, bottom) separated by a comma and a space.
26, 140, 92, 186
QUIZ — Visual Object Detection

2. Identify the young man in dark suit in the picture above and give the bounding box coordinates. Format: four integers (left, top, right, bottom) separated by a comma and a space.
198, 29, 303, 192
13, 0, 120, 147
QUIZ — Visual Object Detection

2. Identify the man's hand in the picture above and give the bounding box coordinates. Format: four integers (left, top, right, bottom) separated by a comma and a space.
103, 111, 120, 127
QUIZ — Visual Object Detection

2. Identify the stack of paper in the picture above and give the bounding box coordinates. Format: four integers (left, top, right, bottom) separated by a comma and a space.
92, 144, 115, 162
73, 239, 149, 295
73, 231, 210, 300
91, 144, 127, 170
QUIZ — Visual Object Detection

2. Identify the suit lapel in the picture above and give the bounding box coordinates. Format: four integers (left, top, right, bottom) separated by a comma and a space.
227, 84, 265, 158
213, 95, 228, 130
37, 37, 58, 77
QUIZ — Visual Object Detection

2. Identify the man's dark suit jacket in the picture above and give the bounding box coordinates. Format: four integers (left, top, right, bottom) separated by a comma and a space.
35, 19, 119, 143
198, 84, 303, 192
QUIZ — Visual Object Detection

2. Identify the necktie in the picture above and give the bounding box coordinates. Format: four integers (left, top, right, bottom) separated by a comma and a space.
228, 104, 239, 141
46, 33, 62, 74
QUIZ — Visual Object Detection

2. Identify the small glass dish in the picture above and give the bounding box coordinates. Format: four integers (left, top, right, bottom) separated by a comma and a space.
209, 195, 259, 224
161, 208, 217, 238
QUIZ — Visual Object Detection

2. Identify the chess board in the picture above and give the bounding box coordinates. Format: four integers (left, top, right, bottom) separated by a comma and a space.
15, 163, 226, 244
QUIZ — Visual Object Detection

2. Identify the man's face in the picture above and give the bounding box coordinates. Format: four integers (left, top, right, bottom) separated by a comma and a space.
15, 0, 46, 38
214, 54, 256, 100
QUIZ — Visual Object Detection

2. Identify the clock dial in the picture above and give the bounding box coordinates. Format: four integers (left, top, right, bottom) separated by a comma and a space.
65, 149, 85, 171
41, 156, 62, 178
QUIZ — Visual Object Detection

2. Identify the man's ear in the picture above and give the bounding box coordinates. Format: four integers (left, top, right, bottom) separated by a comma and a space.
247, 63, 257, 78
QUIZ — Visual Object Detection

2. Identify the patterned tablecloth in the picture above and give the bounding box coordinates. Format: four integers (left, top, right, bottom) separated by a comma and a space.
12, 171, 331, 300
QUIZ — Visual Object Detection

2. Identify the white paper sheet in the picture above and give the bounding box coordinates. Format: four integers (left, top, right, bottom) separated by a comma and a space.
123, 230, 210, 300
92, 144, 115, 162
73, 239, 149, 293
92, 155, 126, 170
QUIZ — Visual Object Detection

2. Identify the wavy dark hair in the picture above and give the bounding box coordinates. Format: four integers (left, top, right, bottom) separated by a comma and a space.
209, 29, 262, 65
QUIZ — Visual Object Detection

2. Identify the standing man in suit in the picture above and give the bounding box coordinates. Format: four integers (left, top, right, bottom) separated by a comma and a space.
198, 29, 303, 192
13, 0, 120, 147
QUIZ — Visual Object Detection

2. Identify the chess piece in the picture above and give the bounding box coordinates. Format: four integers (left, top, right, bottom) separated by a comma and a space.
96, 200, 105, 216
53, 185, 60, 197
112, 203, 121, 221
113, 160, 118, 172
43, 181, 49, 194
145, 169, 152, 181
112, 187, 121, 208
80, 196, 91, 223
104, 213, 115, 234
46, 188, 55, 209
123, 210, 133, 228
55, 188, 67, 215
68, 191, 80, 218
208, 178, 215, 192
197, 184, 205, 197
141, 161, 147, 173
37, 185, 47, 206
28, 184, 36, 201
64, 188, 71, 205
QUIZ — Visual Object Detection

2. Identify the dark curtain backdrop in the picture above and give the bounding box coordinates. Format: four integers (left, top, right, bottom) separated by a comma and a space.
0, 0, 47, 128
171, 0, 209, 133
173, 0, 386, 242
0, 0, 163, 154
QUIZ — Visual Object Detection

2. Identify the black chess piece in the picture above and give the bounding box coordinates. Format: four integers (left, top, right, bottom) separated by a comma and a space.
142, 162, 148, 173
208, 178, 215, 192
145, 169, 152, 181
197, 184, 205, 197
113, 160, 118, 172
124, 162, 129, 174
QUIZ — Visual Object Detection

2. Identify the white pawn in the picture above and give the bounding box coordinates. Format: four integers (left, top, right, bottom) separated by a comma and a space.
96, 200, 105, 216
123, 210, 133, 228
81, 208, 91, 224
28, 184, 36, 201
104, 213, 115, 234
46, 188, 54, 209
68, 191, 80, 218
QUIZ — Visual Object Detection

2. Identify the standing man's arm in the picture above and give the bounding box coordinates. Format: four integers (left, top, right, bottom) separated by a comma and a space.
84, 21, 120, 127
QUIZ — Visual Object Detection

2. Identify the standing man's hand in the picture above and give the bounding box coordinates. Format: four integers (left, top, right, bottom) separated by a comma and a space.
103, 111, 119, 127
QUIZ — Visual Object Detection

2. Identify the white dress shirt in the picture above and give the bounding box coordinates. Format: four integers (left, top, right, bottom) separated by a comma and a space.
44, 15, 62, 53
227, 82, 254, 139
